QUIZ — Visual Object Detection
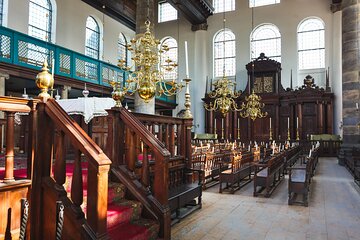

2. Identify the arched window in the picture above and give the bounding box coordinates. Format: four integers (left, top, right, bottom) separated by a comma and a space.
118, 33, 127, 66
28, 0, 52, 42
160, 37, 178, 80
250, 24, 281, 62
214, 29, 236, 78
0, 0, 4, 26
85, 16, 100, 59
213, 0, 235, 13
249, 0, 280, 8
298, 17, 325, 69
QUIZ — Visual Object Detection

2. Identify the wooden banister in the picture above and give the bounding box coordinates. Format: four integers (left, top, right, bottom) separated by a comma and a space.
107, 107, 172, 239
28, 99, 111, 239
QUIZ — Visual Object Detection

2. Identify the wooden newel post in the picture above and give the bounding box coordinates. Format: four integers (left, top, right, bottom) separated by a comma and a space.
4, 112, 15, 182
106, 108, 123, 166
184, 118, 193, 182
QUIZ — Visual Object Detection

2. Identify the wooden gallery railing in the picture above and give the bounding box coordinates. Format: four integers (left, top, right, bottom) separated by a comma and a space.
106, 108, 193, 239
298, 140, 341, 157
0, 97, 35, 239
23, 97, 111, 239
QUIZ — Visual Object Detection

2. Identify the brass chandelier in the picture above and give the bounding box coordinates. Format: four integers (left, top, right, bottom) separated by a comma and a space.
204, 76, 242, 117
240, 89, 267, 121
118, 20, 183, 103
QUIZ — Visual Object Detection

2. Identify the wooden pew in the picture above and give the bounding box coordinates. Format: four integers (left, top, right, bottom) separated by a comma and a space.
253, 151, 285, 197
287, 149, 317, 207
219, 152, 253, 193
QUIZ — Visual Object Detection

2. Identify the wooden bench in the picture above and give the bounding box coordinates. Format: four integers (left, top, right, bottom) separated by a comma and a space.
219, 152, 253, 193
283, 146, 301, 174
253, 151, 285, 197
168, 163, 203, 224
287, 152, 317, 207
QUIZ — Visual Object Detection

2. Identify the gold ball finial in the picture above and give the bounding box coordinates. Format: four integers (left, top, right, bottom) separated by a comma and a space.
36, 60, 54, 98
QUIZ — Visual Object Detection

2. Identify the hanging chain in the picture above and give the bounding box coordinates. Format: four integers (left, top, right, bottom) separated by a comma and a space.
19, 199, 29, 240
55, 201, 65, 240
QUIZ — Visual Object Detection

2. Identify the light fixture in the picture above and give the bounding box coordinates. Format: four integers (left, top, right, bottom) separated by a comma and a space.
239, 89, 267, 121
118, 19, 183, 103
239, 6, 267, 121
204, 0, 241, 117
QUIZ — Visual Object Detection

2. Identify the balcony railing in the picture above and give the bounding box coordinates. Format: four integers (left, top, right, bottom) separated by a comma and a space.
0, 26, 176, 104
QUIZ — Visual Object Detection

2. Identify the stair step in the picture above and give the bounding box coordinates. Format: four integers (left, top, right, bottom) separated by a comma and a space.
107, 199, 143, 229
108, 218, 159, 240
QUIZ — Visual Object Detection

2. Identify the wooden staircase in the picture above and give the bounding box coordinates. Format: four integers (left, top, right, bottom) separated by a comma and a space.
0, 96, 172, 239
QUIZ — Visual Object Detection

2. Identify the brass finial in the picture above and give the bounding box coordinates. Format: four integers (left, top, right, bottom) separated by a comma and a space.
36, 60, 54, 99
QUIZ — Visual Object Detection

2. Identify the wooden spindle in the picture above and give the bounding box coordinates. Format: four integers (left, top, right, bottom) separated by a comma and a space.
4, 112, 15, 182
126, 128, 136, 172
158, 124, 163, 142
54, 130, 66, 185
141, 146, 150, 188
165, 124, 169, 149
169, 124, 175, 156
71, 149, 83, 210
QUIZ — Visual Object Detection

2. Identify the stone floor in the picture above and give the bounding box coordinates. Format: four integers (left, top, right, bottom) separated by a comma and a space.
171, 157, 360, 240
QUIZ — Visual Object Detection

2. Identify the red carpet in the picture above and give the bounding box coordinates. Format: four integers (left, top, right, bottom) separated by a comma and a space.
1, 155, 159, 239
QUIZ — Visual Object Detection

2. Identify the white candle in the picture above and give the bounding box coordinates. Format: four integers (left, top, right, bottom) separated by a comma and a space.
297, 117, 299, 128
270, 117, 272, 128
238, 118, 240, 128
356, 103, 359, 109
287, 117, 289, 128
185, 41, 189, 78
52, 58, 55, 76
222, 118, 224, 128
23, 88, 26, 94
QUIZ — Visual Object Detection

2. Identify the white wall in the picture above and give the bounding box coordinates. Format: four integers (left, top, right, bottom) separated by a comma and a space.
155, 0, 340, 134
6, 0, 135, 66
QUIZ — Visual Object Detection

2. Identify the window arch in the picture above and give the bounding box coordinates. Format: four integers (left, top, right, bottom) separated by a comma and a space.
160, 37, 178, 80
118, 33, 127, 66
250, 24, 281, 62
28, 0, 53, 42
298, 17, 325, 69
213, 29, 236, 78
85, 16, 100, 59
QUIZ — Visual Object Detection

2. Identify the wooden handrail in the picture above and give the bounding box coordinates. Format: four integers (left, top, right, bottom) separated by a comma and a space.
28, 99, 111, 239
107, 107, 172, 239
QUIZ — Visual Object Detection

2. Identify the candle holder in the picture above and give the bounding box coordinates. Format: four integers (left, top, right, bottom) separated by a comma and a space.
287, 128, 291, 141
269, 127, 273, 141
221, 127, 224, 140
183, 78, 193, 119
237, 127, 241, 140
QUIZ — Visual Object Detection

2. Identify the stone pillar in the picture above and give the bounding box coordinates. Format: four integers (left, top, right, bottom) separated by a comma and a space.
192, 29, 208, 133
339, 0, 360, 165
61, 85, 71, 99
134, 0, 155, 114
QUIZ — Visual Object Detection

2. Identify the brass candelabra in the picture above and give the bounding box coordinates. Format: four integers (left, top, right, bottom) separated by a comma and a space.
183, 78, 193, 119
204, 76, 242, 117
240, 90, 268, 121
118, 20, 183, 102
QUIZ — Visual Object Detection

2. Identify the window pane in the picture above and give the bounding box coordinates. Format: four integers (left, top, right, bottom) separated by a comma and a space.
213, 0, 235, 13
118, 33, 127, 66
249, 0, 280, 8
298, 18, 325, 69
28, 0, 52, 42
85, 16, 100, 59
0, 0, 3, 26
214, 29, 236, 77
158, 2, 177, 23
251, 24, 281, 62
160, 37, 178, 80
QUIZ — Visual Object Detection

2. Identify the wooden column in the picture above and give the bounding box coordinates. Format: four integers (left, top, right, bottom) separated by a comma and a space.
318, 101, 324, 134
327, 102, 333, 134
208, 110, 213, 134
4, 112, 15, 182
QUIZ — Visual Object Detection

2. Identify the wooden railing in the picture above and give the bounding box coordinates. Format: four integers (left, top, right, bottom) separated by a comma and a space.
107, 107, 180, 239
298, 140, 341, 157
0, 97, 112, 239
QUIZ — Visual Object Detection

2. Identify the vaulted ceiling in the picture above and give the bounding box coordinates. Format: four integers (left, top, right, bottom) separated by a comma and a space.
82, 0, 342, 31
